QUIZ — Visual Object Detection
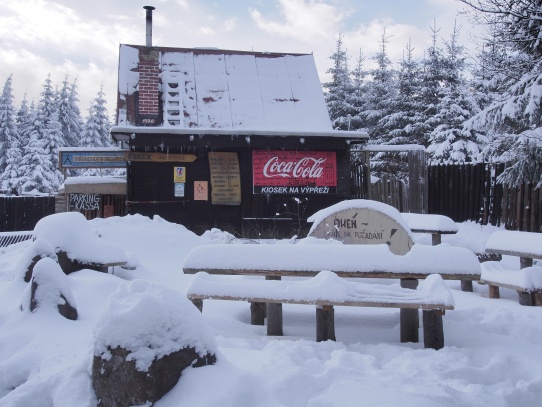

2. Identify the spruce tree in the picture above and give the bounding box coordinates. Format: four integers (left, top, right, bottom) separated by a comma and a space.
460, 1, 542, 185
16, 96, 34, 147
363, 29, 397, 142
79, 86, 112, 148
371, 40, 426, 180
0, 75, 19, 174
56, 75, 83, 147
427, 22, 480, 163
19, 130, 58, 194
324, 34, 356, 130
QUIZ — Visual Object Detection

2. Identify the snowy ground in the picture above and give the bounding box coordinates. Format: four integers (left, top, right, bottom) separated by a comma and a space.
0, 214, 541, 407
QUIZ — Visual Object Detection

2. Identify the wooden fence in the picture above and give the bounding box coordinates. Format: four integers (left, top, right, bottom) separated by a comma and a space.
0, 196, 56, 232
351, 150, 428, 213
352, 160, 541, 232
427, 163, 542, 231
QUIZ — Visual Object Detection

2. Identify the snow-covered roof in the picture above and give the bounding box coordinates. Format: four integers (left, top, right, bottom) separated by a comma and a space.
115, 44, 368, 140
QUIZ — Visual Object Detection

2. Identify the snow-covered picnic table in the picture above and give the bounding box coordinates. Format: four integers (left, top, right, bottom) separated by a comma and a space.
182, 243, 480, 280
480, 230, 542, 306
400, 213, 458, 246
183, 242, 480, 344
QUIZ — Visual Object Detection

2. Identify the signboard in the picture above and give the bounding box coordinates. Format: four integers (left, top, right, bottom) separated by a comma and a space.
60, 151, 126, 169
309, 204, 414, 255
125, 152, 197, 162
209, 152, 241, 205
59, 150, 197, 169
194, 181, 208, 201
174, 167, 186, 183
174, 183, 185, 197
253, 150, 337, 194
70, 194, 101, 211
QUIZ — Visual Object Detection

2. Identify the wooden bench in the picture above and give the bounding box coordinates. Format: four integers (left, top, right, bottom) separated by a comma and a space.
183, 243, 479, 344
401, 213, 458, 246
480, 230, 542, 306
401, 212, 501, 291
187, 271, 454, 349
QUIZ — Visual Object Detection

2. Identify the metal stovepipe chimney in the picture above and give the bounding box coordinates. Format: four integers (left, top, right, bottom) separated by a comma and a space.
144, 6, 155, 47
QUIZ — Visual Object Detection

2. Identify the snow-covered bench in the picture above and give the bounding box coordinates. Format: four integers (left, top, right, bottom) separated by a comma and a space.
187, 271, 454, 349
183, 243, 479, 344
480, 230, 542, 306
400, 213, 458, 246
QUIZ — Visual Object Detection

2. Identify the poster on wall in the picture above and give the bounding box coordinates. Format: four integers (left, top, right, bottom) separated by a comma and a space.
174, 167, 186, 183
174, 183, 185, 197
194, 181, 208, 201
253, 150, 337, 194
208, 152, 241, 205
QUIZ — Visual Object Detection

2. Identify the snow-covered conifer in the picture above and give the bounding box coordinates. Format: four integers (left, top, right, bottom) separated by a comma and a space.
427, 23, 481, 163
79, 86, 112, 148
324, 34, 356, 130
56, 76, 83, 147
0, 75, 19, 174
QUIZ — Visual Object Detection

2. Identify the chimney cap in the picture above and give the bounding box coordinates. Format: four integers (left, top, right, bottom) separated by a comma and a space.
143, 6, 155, 11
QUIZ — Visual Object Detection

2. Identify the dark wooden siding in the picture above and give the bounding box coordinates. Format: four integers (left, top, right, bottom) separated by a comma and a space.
126, 142, 353, 238
0, 196, 55, 232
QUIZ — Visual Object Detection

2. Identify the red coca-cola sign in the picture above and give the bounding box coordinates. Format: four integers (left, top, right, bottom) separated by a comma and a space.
253, 150, 337, 194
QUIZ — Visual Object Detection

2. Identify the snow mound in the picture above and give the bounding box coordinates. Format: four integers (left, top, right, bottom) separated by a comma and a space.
34, 212, 127, 265
21, 257, 77, 314
93, 279, 217, 371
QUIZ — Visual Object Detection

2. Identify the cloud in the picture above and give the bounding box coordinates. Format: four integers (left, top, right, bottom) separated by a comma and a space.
343, 19, 430, 65
250, 0, 350, 43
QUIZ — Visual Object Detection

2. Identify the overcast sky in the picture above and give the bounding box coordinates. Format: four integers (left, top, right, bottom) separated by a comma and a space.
0, 0, 476, 121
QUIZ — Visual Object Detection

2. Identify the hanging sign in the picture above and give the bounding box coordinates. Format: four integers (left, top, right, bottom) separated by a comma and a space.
209, 152, 241, 205
253, 150, 337, 194
125, 152, 197, 162
59, 151, 126, 169
174, 167, 186, 183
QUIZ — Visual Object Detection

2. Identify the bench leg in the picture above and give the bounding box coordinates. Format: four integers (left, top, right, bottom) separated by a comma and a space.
520, 257, 533, 269
518, 291, 534, 306
265, 276, 283, 335
534, 291, 542, 306
400, 279, 419, 343
250, 302, 266, 325
488, 285, 500, 299
267, 303, 283, 336
191, 298, 203, 312
423, 310, 444, 350
460, 280, 473, 292
316, 305, 336, 342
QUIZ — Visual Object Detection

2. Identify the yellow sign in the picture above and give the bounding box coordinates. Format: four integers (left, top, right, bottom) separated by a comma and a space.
174, 167, 186, 183
125, 152, 197, 162
208, 152, 241, 206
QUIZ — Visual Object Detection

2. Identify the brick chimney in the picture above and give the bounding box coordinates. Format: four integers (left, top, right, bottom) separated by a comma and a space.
137, 7, 161, 126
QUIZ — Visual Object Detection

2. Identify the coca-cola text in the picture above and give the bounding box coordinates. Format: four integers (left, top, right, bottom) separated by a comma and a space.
262, 156, 326, 179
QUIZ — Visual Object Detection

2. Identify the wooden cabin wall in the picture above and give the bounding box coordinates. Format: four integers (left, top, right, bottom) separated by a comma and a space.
127, 145, 353, 238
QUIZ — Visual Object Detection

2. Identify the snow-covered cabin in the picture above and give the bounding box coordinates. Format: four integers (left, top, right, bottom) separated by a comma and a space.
110, 44, 368, 237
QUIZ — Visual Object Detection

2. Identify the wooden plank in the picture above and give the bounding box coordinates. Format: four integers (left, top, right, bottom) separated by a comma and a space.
186, 293, 454, 310
183, 267, 479, 282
